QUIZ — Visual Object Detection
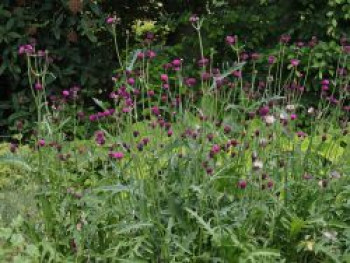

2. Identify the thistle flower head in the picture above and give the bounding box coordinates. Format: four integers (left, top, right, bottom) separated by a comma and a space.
38, 139, 46, 147
290, 113, 297, 120
160, 74, 169, 83
259, 106, 270, 116
237, 180, 247, 189
290, 59, 300, 67
268, 55, 276, 64
109, 151, 124, 160
225, 35, 237, 46
62, 90, 70, 97
35, 82, 43, 91
189, 14, 199, 23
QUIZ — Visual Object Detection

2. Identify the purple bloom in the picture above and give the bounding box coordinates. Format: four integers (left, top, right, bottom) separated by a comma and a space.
62, 90, 70, 97
137, 52, 145, 60
240, 52, 249, 61
237, 180, 247, 189
34, 82, 43, 91
321, 79, 330, 85
77, 112, 85, 120
122, 107, 131, 113
127, 78, 135, 86
296, 131, 307, 138
106, 16, 117, 24
280, 34, 291, 44
259, 106, 270, 117
89, 114, 97, 122
290, 59, 300, 67
172, 59, 182, 68
160, 74, 169, 83
38, 139, 46, 147
225, 35, 237, 46
142, 137, 150, 145
10, 143, 18, 153
146, 50, 156, 59
18, 44, 34, 55
201, 72, 211, 81
343, 46, 350, 54
198, 57, 209, 67
189, 14, 199, 23
185, 77, 197, 87
145, 32, 155, 41
309, 36, 318, 48
290, 114, 297, 120
95, 131, 106, 145
147, 90, 155, 97
321, 85, 329, 91
211, 144, 220, 154
295, 41, 305, 48
151, 106, 160, 116
109, 151, 124, 160
268, 56, 276, 64
163, 63, 172, 70
232, 70, 242, 78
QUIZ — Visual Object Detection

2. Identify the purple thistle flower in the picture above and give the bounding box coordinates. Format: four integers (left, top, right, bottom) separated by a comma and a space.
259, 106, 270, 117
146, 50, 156, 59
201, 72, 211, 81
198, 57, 209, 67
62, 90, 70, 97
10, 143, 18, 153
280, 34, 291, 44
290, 59, 300, 67
18, 44, 34, 55
151, 106, 160, 116
211, 144, 220, 154
290, 114, 297, 120
172, 59, 182, 68
137, 52, 145, 60
106, 16, 117, 24
268, 55, 276, 64
89, 114, 97, 122
237, 180, 247, 189
308, 36, 318, 48
38, 139, 46, 147
34, 82, 43, 91
343, 46, 350, 54
160, 74, 169, 83
127, 78, 135, 86
225, 35, 237, 46
321, 79, 330, 85
232, 70, 242, 78
189, 14, 199, 23
321, 85, 329, 91
185, 77, 197, 87
109, 151, 124, 160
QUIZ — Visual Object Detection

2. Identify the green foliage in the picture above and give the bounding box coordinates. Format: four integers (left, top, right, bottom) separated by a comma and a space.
0, 1, 349, 262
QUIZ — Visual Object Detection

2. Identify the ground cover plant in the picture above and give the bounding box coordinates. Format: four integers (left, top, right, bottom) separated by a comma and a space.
0, 12, 350, 263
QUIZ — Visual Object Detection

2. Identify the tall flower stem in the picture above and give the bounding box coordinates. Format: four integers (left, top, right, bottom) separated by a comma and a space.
112, 25, 124, 70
